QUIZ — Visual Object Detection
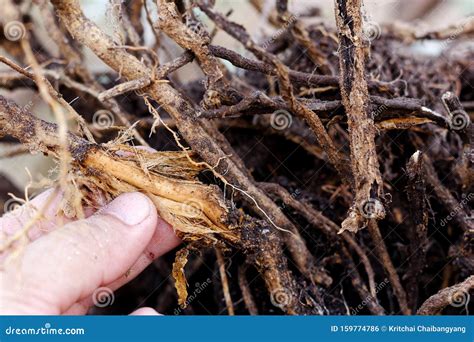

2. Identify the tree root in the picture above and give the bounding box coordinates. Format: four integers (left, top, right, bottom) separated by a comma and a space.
0, 94, 314, 314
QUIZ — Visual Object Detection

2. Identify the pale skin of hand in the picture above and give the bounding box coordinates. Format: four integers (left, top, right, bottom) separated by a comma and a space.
0, 189, 181, 315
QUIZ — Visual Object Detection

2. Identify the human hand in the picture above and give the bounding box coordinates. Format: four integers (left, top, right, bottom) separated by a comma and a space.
0, 189, 181, 315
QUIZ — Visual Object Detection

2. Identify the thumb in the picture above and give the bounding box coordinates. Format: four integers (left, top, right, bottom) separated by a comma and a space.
0, 192, 157, 314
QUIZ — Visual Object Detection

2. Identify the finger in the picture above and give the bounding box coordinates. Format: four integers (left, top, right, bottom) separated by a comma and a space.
103, 217, 181, 288
0, 188, 65, 241
130, 307, 161, 315
0, 192, 157, 314
66, 213, 181, 311
61, 302, 89, 315
0, 188, 100, 245
63, 301, 164, 316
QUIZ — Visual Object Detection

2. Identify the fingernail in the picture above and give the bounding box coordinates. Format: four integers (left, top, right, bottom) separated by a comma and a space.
101, 192, 152, 226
